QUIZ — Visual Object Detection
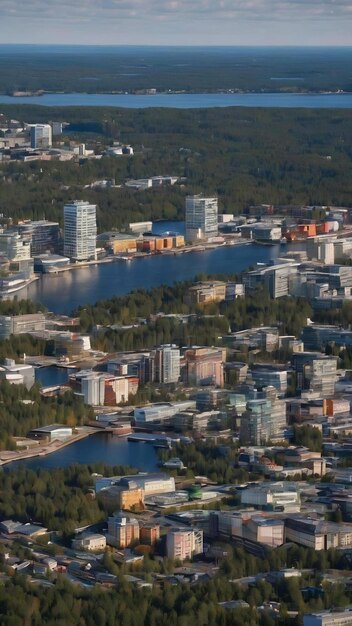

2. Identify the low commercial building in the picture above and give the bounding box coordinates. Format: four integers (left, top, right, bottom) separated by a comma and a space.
285, 517, 352, 550
97, 232, 138, 254
129, 221, 152, 234
118, 473, 175, 496
0, 312, 46, 340
0, 520, 47, 538
303, 612, 352, 626
72, 533, 107, 552
98, 485, 144, 512
33, 254, 70, 273
243, 261, 299, 299
133, 401, 195, 429
54, 333, 91, 359
209, 510, 284, 547
166, 528, 203, 561
185, 281, 227, 305
27, 424, 73, 442
241, 482, 301, 513
0, 360, 35, 389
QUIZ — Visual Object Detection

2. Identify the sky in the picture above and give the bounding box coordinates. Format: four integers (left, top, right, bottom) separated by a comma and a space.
0, 0, 351, 46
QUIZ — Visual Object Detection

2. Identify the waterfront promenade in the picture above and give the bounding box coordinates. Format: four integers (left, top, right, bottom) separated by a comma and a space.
0, 427, 97, 467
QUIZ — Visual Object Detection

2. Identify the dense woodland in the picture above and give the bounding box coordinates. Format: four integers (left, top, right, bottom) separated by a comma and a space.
0, 47, 352, 93
75, 284, 312, 352
0, 543, 351, 625
0, 382, 92, 449
0, 464, 134, 535
1, 106, 352, 232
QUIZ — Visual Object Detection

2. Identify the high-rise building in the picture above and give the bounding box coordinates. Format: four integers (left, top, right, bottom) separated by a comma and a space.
154, 345, 180, 384
239, 387, 286, 445
64, 201, 97, 262
30, 124, 52, 149
166, 528, 203, 561
185, 195, 218, 242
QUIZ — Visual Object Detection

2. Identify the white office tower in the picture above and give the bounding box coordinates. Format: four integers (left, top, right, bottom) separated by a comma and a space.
64, 201, 97, 262
81, 374, 105, 406
155, 345, 180, 384
185, 195, 218, 242
30, 124, 52, 149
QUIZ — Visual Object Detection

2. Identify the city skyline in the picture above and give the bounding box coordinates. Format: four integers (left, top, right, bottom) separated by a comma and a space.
0, 0, 351, 46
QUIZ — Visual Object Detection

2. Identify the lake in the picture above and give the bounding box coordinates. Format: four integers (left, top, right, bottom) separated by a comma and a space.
8, 432, 159, 472
24, 240, 280, 314
1, 92, 352, 108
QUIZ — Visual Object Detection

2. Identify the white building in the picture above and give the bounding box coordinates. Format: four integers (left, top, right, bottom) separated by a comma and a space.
185, 195, 218, 242
154, 345, 180, 384
134, 401, 195, 428
30, 124, 52, 149
118, 473, 175, 495
0, 232, 31, 261
166, 528, 203, 561
81, 373, 105, 406
241, 482, 301, 513
72, 533, 106, 552
64, 201, 97, 262
0, 360, 35, 389
285, 517, 352, 550
304, 612, 352, 626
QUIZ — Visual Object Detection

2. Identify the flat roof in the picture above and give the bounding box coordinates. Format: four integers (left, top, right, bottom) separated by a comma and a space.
29, 424, 72, 433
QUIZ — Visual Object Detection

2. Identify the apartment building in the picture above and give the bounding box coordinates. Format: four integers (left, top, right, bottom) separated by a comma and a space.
184, 347, 225, 387
166, 528, 203, 561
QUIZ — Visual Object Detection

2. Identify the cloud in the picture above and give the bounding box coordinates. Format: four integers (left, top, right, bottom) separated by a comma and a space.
1, 0, 352, 22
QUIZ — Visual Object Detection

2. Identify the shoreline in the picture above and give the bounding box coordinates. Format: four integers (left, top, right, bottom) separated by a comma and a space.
5, 89, 352, 97
0, 427, 98, 468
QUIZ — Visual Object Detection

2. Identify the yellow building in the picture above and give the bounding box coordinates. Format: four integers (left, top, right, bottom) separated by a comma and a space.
97, 232, 138, 254
98, 485, 144, 512
185, 281, 227, 305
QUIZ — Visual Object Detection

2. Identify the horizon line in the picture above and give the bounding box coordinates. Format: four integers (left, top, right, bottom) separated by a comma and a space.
1, 43, 352, 49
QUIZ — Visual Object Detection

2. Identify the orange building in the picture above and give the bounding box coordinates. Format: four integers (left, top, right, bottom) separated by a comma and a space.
297, 224, 317, 237
140, 524, 160, 545
137, 235, 185, 253
107, 514, 140, 548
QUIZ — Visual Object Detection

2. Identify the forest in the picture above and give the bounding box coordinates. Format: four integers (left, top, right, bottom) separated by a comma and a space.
0, 382, 93, 449
1, 105, 352, 232
75, 284, 312, 352
0, 463, 134, 535
0, 46, 352, 93
0, 543, 351, 625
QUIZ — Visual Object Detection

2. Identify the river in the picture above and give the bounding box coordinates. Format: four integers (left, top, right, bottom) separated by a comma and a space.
1, 92, 352, 108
